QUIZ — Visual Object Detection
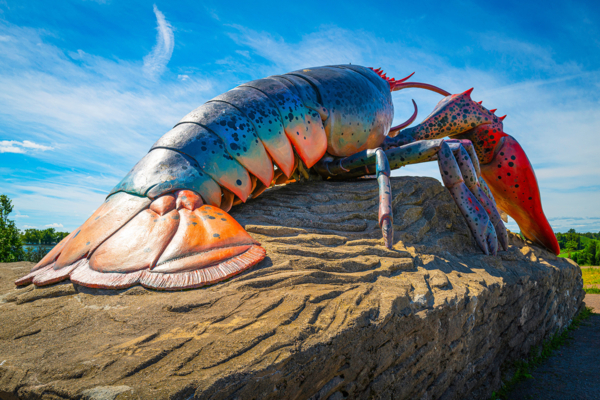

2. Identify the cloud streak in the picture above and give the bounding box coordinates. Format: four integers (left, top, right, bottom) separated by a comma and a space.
142, 5, 174, 80
0, 140, 53, 154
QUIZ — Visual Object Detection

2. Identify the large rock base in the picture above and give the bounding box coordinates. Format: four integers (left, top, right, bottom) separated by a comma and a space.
0, 177, 583, 399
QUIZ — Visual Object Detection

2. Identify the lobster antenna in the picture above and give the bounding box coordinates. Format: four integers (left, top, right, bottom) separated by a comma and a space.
391, 81, 451, 96
370, 67, 451, 96
388, 99, 418, 138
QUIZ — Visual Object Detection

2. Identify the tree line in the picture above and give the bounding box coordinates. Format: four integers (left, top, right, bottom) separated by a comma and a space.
556, 229, 600, 266
21, 228, 70, 245
0, 195, 70, 263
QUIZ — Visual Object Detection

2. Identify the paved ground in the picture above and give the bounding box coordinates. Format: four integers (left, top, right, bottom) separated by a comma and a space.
509, 294, 600, 400
584, 293, 600, 313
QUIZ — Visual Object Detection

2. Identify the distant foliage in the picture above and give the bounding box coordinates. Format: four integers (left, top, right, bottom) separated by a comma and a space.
20, 228, 70, 263
0, 194, 71, 264
21, 228, 69, 245
22, 246, 52, 263
0, 194, 25, 262
556, 229, 600, 266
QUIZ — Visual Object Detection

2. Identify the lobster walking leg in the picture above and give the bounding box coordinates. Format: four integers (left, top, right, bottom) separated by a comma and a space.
316, 148, 394, 249
371, 148, 393, 249
386, 140, 499, 254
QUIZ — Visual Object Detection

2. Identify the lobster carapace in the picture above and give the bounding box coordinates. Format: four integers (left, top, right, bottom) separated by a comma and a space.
15, 65, 560, 290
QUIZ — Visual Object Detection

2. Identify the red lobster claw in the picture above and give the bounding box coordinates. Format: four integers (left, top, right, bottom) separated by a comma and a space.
480, 133, 560, 255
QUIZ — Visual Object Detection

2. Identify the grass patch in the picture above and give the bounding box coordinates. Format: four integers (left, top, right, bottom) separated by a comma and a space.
490, 307, 594, 400
582, 267, 600, 285
582, 268, 600, 294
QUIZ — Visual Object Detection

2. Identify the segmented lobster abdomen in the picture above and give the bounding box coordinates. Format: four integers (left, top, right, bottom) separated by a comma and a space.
109, 65, 392, 204
177, 101, 274, 187
211, 87, 295, 177
109, 148, 222, 206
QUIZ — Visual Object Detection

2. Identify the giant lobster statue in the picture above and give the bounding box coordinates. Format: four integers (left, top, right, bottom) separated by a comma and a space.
16, 65, 560, 290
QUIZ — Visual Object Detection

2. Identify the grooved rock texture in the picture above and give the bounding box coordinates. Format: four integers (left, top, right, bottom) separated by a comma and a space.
0, 177, 584, 400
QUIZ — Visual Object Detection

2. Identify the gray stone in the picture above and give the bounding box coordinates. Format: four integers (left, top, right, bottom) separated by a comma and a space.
81, 386, 133, 400
0, 177, 584, 399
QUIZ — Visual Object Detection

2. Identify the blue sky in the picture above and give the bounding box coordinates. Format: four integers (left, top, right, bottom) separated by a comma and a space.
1, 0, 599, 234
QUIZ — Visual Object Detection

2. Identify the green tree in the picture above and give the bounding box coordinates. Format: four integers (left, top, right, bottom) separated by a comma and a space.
40, 228, 55, 245
54, 231, 69, 243
21, 228, 40, 244
565, 240, 578, 252
0, 195, 24, 262
571, 252, 579, 264
584, 241, 597, 266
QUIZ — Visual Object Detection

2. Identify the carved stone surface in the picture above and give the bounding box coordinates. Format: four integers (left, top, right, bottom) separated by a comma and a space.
0, 177, 584, 400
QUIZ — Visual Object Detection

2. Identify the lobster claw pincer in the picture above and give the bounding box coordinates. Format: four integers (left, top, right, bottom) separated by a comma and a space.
438, 141, 498, 255
479, 133, 560, 255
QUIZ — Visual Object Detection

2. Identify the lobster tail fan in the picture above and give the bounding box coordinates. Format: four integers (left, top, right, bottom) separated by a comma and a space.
15, 190, 266, 290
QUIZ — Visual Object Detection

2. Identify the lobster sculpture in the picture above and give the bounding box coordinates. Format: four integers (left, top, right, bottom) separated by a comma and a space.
15, 65, 560, 290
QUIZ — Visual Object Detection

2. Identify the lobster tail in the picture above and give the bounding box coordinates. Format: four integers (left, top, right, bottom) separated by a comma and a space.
16, 190, 265, 290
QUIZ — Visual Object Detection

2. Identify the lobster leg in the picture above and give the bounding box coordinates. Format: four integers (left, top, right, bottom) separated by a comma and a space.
386, 140, 499, 255
371, 148, 393, 249
316, 139, 500, 255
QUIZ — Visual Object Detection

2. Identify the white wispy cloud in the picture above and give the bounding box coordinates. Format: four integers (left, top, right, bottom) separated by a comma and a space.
0, 140, 53, 154
45, 223, 64, 228
143, 5, 175, 81
0, 19, 213, 175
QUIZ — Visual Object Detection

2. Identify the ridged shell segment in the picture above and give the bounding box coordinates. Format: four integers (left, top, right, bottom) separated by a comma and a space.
178, 102, 274, 187
152, 123, 253, 201
110, 148, 222, 206
242, 77, 327, 168
211, 87, 296, 178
